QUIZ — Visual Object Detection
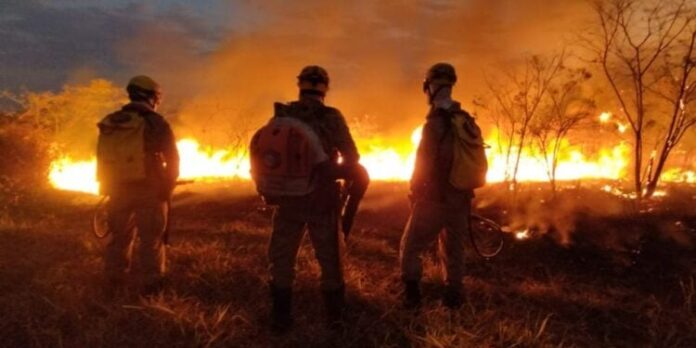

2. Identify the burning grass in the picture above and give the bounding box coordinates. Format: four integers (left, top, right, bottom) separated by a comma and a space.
0, 182, 695, 347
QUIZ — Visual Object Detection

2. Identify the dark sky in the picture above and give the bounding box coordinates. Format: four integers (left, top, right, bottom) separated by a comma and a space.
0, 0, 242, 91
0, 0, 591, 93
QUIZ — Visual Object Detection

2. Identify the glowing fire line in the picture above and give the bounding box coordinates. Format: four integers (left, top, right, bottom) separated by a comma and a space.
49, 126, 693, 195
48, 138, 252, 194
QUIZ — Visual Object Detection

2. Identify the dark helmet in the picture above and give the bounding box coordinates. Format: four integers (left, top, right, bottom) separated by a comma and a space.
126, 75, 162, 101
297, 65, 330, 86
423, 63, 457, 91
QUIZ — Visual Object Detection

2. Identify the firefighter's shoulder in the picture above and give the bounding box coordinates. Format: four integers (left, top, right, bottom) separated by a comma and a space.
322, 106, 347, 122
144, 110, 171, 127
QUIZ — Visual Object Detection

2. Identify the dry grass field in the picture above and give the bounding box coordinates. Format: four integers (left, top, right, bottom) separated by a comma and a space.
1, 182, 694, 347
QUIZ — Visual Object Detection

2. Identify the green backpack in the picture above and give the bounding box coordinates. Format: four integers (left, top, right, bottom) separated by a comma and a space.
96, 111, 148, 192
449, 111, 488, 190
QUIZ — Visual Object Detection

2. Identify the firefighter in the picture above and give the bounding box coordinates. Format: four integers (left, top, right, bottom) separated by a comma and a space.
266, 66, 360, 332
399, 63, 473, 309
98, 75, 179, 296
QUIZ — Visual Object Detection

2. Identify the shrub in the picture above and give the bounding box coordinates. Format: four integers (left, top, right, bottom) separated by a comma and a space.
0, 114, 53, 216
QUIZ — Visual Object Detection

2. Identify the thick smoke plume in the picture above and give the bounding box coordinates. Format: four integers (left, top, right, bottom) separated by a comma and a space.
112, 0, 591, 149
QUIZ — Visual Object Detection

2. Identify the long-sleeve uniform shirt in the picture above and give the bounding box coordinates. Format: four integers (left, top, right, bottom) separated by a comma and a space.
410, 101, 473, 205
274, 97, 360, 215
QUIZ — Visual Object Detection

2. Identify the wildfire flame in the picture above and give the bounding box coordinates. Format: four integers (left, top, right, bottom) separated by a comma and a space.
515, 229, 531, 240
48, 158, 100, 194
48, 122, 693, 195
661, 168, 695, 183
599, 111, 628, 134
617, 123, 628, 133
49, 138, 251, 195
484, 129, 630, 183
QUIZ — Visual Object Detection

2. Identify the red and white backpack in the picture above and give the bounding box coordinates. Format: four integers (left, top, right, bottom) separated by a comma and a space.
249, 104, 328, 198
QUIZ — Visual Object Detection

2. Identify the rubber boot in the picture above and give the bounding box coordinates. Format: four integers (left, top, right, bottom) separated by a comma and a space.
270, 285, 293, 333
443, 284, 463, 309
322, 285, 345, 330
403, 281, 421, 309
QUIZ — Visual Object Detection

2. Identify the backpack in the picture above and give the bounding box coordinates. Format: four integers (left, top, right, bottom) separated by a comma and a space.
96, 111, 148, 191
448, 110, 488, 190
249, 103, 329, 198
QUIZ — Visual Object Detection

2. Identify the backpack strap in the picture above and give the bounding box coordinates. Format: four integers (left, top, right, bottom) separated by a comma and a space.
431, 106, 454, 145
273, 102, 289, 119
432, 104, 480, 158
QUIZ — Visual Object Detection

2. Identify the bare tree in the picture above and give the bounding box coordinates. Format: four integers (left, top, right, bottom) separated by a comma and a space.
476, 81, 518, 181
530, 68, 596, 193
484, 53, 565, 189
643, 27, 696, 196
587, 0, 696, 199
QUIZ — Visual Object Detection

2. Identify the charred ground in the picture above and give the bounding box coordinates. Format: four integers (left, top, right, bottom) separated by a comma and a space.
0, 182, 694, 347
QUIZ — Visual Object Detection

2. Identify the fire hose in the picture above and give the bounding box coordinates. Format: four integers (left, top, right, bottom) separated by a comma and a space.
339, 163, 370, 240
469, 213, 504, 259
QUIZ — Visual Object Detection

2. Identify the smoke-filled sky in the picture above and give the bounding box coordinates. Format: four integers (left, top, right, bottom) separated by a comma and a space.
1, 0, 593, 143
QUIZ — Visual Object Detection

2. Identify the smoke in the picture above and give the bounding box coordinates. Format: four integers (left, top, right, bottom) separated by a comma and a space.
107, 0, 592, 147
0, 0, 599, 152
476, 182, 695, 250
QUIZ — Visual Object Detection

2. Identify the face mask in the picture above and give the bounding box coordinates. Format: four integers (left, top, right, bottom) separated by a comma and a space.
151, 93, 163, 111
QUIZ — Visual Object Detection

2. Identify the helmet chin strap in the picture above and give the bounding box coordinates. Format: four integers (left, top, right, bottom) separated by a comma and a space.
300, 89, 326, 99
427, 84, 450, 105
146, 94, 161, 111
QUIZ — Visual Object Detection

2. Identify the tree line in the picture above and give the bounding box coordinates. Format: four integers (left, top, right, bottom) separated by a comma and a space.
476, 0, 696, 199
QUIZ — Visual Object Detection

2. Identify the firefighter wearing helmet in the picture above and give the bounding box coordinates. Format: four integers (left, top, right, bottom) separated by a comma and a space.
399, 62, 478, 310
256, 65, 362, 332
97, 75, 179, 296
297, 65, 330, 97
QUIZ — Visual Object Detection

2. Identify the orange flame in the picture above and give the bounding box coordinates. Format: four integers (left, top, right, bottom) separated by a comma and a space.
48, 124, 693, 195
48, 138, 251, 195
515, 229, 531, 240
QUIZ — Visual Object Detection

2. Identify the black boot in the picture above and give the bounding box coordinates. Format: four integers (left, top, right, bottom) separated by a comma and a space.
322, 285, 345, 330
270, 285, 293, 333
443, 285, 463, 309
403, 281, 421, 309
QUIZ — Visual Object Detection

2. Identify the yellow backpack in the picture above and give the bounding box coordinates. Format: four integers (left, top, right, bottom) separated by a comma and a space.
449, 111, 488, 190
96, 111, 148, 191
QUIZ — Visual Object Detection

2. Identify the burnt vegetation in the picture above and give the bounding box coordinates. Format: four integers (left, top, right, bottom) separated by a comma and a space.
0, 85, 694, 346
0, 0, 695, 346
0, 181, 694, 347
